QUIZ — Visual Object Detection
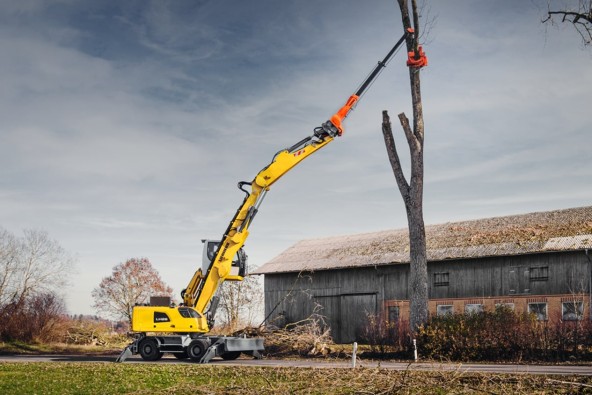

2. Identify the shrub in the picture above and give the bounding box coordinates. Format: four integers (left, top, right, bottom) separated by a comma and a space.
358, 313, 411, 357
0, 293, 68, 342
417, 307, 592, 362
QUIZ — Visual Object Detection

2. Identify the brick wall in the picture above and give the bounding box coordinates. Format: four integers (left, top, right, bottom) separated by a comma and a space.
384, 294, 589, 322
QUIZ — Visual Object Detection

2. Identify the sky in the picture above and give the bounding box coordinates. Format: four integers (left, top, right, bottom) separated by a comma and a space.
1, 1, 590, 316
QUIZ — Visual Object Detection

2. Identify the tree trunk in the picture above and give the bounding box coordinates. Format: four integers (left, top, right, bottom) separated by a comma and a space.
380, 0, 428, 333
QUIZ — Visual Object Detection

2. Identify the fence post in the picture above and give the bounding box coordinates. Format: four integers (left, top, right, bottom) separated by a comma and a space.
413, 338, 418, 362
352, 342, 358, 368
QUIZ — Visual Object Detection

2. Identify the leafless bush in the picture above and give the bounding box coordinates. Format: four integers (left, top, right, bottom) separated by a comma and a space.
547, 312, 592, 360
359, 313, 411, 357
0, 292, 68, 342
417, 307, 592, 362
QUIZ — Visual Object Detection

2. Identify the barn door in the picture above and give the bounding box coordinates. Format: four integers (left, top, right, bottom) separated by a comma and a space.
508, 266, 530, 295
339, 294, 377, 343
313, 295, 340, 340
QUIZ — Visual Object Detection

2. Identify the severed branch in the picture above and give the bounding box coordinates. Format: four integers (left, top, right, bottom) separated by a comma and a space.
382, 110, 410, 200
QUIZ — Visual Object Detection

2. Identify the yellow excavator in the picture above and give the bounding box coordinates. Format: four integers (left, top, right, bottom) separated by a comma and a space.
116, 29, 414, 363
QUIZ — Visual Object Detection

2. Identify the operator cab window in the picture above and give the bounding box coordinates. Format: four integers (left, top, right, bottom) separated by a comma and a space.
178, 307, 201, 318
206, 242, 219, 262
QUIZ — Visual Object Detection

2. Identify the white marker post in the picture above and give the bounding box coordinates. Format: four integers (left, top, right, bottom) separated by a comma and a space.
352, 342, 358, 368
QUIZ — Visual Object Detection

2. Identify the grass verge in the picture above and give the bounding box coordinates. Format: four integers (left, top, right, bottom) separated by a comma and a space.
1, 362, 591, 394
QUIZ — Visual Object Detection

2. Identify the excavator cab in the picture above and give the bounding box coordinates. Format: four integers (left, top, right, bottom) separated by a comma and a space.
201, 240, 247, 279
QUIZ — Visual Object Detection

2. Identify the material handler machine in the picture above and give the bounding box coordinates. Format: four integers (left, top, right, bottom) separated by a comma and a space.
117, 29, 422, 363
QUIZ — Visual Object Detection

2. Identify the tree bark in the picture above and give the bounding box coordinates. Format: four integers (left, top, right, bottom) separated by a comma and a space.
380, 0, 428, 333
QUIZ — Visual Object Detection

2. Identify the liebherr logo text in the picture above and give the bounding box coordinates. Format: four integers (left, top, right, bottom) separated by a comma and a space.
219, 242, 230, 263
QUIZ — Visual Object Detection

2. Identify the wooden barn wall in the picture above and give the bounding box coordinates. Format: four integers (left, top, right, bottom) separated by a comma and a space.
428, 251, 590, 299
262, 251, 591, 343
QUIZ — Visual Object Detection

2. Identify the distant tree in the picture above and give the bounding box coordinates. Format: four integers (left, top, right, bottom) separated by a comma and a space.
0, 228, 74, 342
92, 258, 173, 324
216, 274, 263, 331
0, 228, 74, 306
381, 0, 428, 333
543, 0, 592, 47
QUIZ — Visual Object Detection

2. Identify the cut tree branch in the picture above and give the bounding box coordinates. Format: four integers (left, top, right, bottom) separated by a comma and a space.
381, 110, 410, 200
398, 112, 419, 153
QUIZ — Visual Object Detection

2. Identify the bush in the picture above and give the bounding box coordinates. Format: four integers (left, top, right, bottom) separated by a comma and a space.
416, 307, 592, 362
0, 293, 68, 343
358, 313, 411, 358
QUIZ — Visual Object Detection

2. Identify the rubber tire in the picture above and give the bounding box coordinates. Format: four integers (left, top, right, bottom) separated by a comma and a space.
221, 351, 241, 361
173, 350, 189, 360
138, 338, 162, 361
187, 339, 207, 362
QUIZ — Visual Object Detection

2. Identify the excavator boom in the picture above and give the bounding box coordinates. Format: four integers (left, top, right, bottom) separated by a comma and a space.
183, 29, 412, 317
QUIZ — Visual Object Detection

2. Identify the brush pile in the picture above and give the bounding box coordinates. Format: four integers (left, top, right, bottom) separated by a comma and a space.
234, 313, 334, 357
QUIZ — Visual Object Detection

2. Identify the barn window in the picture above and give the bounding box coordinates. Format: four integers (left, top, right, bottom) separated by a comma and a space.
465, 304, 483, 314
436, 305, 453, 316
562, 301, 584, 321
528, 303, 548, 321
433, 272, 449, 286
529, 266, 549, 281
388, 306, 400, 322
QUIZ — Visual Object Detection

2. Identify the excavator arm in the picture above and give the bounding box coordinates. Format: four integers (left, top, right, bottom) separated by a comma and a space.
182, 122, 336, 313
183, 29, 413, 319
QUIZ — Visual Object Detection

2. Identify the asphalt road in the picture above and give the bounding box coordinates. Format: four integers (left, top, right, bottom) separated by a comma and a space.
1, 354, 591, 376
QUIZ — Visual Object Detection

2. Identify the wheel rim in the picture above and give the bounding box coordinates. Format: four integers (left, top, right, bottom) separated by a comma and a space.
191, 345, 202, 356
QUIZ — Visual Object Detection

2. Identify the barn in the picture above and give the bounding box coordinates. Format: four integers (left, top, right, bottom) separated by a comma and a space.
253, 206, 592, 343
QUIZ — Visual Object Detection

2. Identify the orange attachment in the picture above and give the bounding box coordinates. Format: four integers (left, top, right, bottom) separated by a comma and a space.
406, 45, 428, 68
330, 94, 359, 136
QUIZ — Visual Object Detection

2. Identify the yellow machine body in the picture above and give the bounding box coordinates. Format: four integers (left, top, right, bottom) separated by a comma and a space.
131, 306, 209, 333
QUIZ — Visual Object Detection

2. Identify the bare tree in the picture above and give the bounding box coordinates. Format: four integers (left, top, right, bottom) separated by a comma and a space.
543, 0, 592, 47
0, 229, 19, 306
0, 228, 73, 341
0, 228, 75, 306
92, 258, 173, 324
381, 0, 428, 332
217, 274, 263, 331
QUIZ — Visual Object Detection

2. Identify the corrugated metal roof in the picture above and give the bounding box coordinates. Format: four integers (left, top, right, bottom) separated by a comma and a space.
253, 206, 592, 274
